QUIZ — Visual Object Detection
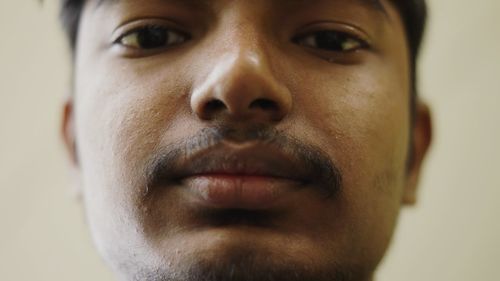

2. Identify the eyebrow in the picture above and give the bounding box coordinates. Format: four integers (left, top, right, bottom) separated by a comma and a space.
358, 0, 388, 16
95, 0, 210, 10
95, 0, 388, 18
283, 0, 389, 20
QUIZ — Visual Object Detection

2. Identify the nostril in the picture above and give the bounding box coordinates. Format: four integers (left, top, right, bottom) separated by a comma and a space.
205, 99, 227, 114
249, 98, 278, 111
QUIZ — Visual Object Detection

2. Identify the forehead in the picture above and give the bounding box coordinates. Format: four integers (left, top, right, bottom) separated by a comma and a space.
90, 0, 389, 17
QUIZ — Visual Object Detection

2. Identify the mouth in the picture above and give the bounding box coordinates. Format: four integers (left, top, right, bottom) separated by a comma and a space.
172, 141, 311, 210
182, 173, 305, 210
145, 127, 342, 222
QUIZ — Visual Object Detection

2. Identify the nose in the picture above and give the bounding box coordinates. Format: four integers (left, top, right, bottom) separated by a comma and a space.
190, 51, 292, 123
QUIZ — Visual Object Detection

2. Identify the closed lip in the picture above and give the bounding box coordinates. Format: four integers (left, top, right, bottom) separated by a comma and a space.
170, 141, 311, 183
165, 141, 313, 209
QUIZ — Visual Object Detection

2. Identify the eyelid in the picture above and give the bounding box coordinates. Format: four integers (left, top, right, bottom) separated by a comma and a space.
293, 31, 368, 55
111, 18, 189, 46
294, 21, 373, 46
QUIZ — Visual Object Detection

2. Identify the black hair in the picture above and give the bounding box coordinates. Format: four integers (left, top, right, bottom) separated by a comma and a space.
59, 0, 427, 115
390, 0, 428, 121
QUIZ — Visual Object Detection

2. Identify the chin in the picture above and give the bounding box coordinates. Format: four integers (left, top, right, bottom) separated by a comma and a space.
115, 227, 376, 281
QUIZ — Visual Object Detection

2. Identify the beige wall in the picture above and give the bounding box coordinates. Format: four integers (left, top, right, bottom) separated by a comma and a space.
0, 0, 498, 280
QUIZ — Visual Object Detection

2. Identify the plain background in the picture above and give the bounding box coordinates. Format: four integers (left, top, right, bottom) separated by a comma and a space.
1, 0, 499, 280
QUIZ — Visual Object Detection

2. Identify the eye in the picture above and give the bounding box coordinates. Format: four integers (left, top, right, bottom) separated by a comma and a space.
293, 30, 367, 52
116, 25, 189, 50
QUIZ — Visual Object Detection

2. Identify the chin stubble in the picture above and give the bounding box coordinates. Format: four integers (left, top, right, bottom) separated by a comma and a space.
128, 249, 363, 281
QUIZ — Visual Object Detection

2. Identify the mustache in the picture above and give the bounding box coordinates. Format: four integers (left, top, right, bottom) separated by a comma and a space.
144, 126, 343, 199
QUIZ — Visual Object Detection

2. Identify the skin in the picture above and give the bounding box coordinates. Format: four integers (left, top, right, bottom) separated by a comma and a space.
62, 0, 432, 280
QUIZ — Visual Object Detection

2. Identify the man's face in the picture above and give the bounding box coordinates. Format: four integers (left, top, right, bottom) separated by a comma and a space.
63, 0, 431, 280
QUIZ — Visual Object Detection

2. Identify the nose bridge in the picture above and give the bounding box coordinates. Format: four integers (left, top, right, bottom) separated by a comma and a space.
190, 24, 292, 123
222, 4, 271, 63
219, 19, 276, 86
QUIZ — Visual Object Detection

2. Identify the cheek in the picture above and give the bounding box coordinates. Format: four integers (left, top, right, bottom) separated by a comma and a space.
285, 60, 410, 252
74, 56, 191, 237
73, 59, 203, 267
291, 62, 410, 169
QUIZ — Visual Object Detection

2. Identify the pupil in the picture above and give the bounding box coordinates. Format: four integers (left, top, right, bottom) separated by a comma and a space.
138, 27, 168, 49
315, 31, 346, 51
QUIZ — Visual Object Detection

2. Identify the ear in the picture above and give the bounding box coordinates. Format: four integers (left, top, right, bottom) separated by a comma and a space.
402, 101, 432, 205
62, 97, 82, 200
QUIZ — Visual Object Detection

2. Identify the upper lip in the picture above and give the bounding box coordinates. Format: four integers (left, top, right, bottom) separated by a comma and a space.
146, 129, 341, 199
165, 141, 311, 184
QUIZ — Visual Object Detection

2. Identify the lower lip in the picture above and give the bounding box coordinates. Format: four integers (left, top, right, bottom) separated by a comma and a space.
183, 175, 297, 209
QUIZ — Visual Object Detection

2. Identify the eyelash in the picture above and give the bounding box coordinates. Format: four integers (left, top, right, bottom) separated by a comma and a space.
114, 25, 190, 50
293, 30, 368, 53
114, 25, 369, 57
